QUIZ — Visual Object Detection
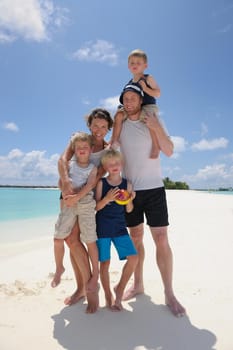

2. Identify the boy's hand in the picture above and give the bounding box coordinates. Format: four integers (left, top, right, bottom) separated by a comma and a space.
105, 187, 120, 203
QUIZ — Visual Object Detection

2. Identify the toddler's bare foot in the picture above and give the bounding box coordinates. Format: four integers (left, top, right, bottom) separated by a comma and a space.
165, 295, 186, 317
51, 267, 65, 288
86, 284, 99, 314
122, 285, 144, 301
64, 289, 85, 306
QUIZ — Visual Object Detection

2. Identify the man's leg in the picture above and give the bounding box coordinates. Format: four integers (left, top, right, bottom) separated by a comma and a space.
151, 226, 186, 317
122, 224, 145, 300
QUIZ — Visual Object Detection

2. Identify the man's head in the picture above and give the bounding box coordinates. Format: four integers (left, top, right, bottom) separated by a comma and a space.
119, 83, 143, 116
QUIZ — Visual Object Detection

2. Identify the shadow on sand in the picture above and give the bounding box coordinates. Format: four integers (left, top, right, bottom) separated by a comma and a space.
52, 294, 216, 350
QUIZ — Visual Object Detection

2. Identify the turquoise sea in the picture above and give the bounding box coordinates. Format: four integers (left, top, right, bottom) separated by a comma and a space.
1, 187, 232, 223
0, 188, 60, 222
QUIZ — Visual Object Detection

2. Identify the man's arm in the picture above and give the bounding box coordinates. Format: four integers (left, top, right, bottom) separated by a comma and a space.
144, 114, 174, 157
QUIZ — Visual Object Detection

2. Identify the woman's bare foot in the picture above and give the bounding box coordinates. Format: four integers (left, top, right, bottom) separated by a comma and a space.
86, 284, 99, 314
165, 295, 186, 317
122, 285, 144, 301
64, 289, 85, 306
51, 267, 65, 288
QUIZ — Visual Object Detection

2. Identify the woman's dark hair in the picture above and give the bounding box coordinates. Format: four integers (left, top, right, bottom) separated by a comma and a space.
86, 108, 113, 131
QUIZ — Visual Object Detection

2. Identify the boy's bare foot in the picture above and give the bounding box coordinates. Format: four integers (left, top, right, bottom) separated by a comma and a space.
105, 293, 114, 309
64, 289, 85, 306
122, 285, 144, 301
165, 295, 186, 317
86, 284, 99, 314
111, 301, 123, 312
86, 275, 98, 293
51, 267, 65, 288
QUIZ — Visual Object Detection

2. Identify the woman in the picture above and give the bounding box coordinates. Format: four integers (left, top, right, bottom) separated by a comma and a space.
55, 108, 113, 313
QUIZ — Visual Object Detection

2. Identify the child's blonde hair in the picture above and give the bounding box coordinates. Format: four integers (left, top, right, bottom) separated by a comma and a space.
101, 149, 123, 166
70, 132, 92, 151
128, 49, 148, 63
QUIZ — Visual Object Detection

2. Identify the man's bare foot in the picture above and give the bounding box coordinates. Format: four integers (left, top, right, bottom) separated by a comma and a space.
122, 285, 144, 301
51, 267, 65, 288
86, 284, 99, 314
165, 295, 186, 317
64, 289, 85, 306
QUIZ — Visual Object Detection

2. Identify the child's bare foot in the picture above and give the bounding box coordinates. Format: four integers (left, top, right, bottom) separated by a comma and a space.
86, 275, 98, 293
111, 301, 123, 312
122, 285, 144, 301
86, 284, 99, 314
105, 293, 114, 309
51, 267, 65, 288
165, 295, 186, 317
64, 289, 85, 305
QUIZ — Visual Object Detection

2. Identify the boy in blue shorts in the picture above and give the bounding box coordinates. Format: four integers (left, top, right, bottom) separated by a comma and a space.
95, 149, 138, 311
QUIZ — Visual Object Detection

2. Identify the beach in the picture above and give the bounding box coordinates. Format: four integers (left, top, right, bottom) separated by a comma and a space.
0, 190, 232, 350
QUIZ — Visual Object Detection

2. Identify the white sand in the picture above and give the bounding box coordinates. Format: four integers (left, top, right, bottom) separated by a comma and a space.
0, 190, 232, 350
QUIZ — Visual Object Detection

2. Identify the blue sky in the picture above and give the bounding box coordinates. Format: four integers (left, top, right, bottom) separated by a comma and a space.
0, 0, 232, 189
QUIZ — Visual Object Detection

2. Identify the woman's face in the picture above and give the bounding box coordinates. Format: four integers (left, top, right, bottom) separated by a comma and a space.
89, 117, 109, 141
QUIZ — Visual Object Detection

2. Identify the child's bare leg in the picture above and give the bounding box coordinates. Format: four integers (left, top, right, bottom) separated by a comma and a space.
51, 238, 65, 287
110, 110, 125, 147
149, 129, 160, 159
100, 260, 114, 308
112, 254, 138, 311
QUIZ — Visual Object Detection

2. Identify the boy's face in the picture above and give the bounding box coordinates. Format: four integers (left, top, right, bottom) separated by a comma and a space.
128, 56, 147, 75
104, 158, 122, 175
74, 140, 91, 160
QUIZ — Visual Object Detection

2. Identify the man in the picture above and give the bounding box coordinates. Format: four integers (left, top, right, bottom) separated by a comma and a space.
118, 82, 186, 317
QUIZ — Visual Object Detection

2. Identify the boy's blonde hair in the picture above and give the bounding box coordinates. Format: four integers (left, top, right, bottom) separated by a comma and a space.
101, 149, 123, 166
128, 49, 148, 63
70, 132, 92, 151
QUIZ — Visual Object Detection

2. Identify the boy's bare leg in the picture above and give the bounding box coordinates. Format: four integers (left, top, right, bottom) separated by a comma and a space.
51, 238, 65, 287
112, 254, 138, 311
149, 129, 160, 159
100, 260, 114, 308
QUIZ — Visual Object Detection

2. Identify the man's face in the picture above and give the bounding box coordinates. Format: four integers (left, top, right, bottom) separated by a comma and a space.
122, 91, 142, 116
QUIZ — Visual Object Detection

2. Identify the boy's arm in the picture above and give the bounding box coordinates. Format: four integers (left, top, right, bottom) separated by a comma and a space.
58, 142, 75, 196
144, 114, 174, 157
139, 75, 161, 98
95, 181, 119, 211
64, 166, 98, 207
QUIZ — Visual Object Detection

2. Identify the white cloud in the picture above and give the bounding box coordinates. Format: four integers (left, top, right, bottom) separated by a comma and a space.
183, 163, 233, 189
191, 137, 228, 151
3, 122, 19, 132
100, 96, 119, 112
0, 148, 59, 185
72, 39, 119, 66
0, 0, 68, 43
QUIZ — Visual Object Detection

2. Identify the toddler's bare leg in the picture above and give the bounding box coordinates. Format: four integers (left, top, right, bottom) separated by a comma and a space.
100, 260, 114, 308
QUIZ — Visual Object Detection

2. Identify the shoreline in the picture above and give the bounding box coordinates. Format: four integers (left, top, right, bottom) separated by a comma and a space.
0, 190, 232, 349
